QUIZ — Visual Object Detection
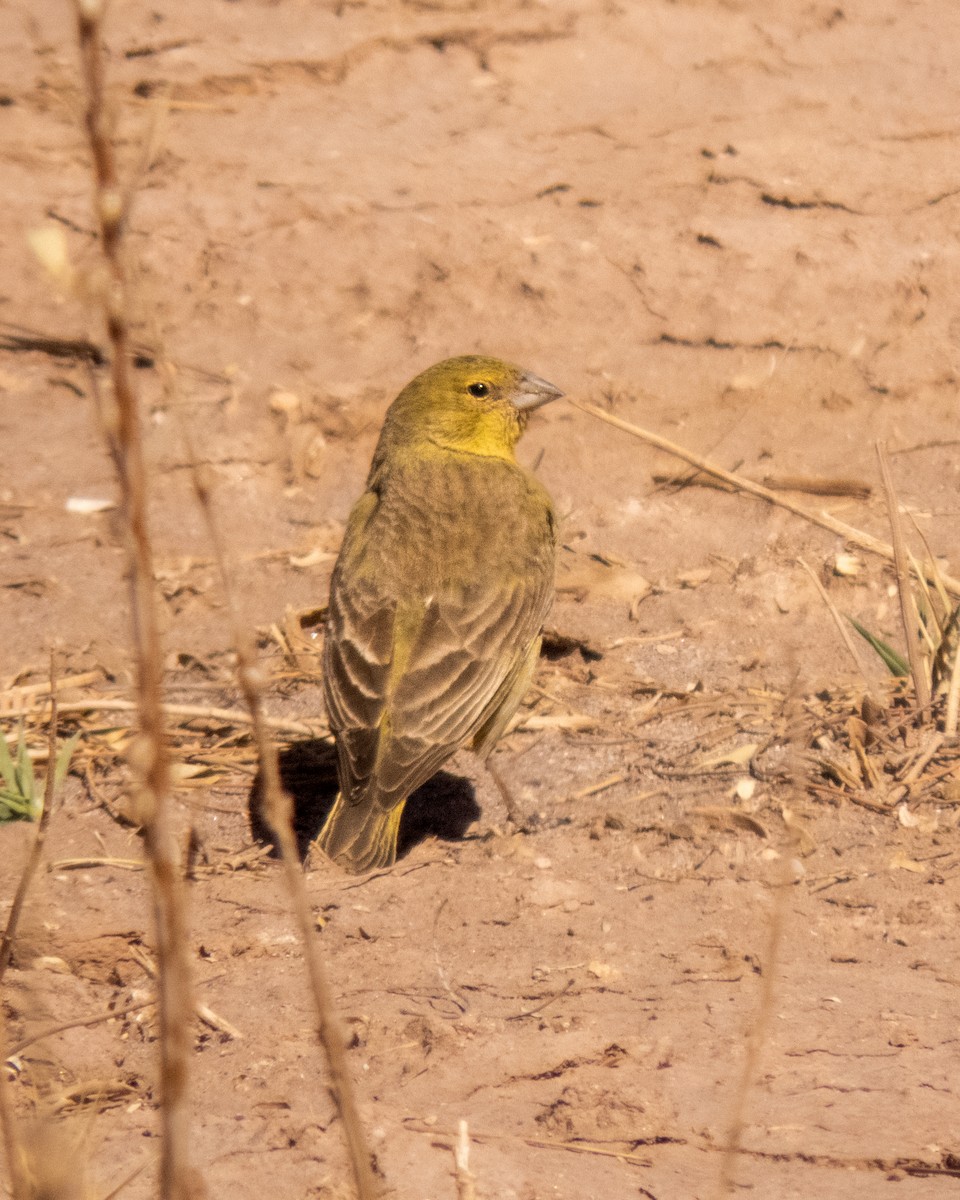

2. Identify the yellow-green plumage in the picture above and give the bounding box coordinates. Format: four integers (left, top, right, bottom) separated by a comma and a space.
317, 355, 561, 873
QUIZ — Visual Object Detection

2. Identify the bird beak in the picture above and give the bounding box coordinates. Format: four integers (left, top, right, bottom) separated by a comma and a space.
513, 371, 564, 412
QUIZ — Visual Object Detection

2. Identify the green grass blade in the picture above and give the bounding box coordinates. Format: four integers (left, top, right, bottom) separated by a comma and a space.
54, 732, 81, 788
13, 725, 35, 800
848, 616, 910, 676
0, 787, 36, 820
0, 728, 17, 791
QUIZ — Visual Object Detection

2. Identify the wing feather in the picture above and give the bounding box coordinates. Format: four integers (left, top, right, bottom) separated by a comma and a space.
322, 456, 555, 827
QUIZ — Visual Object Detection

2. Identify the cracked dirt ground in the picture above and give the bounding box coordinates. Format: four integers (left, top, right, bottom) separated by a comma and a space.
2, 1, 960, 1197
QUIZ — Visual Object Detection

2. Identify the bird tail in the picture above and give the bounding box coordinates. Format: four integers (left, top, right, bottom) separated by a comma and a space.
315, 793, 407, 874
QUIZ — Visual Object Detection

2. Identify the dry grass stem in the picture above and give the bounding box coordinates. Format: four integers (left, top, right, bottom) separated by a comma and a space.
212, 593, 380, 1200
796, 557, 869, 679
51, 857, 145, 871
173, 381, 379, 1196
0, 670, 102, 705
404, 1120, 654, 1168
0, 696, 323, 738
0, 659, 60, 985
876, 443, 931, 710
6, 997, 158, 1061
569, 772, 626, 800
653, 470, 870, 499
454, 1119, 477, 1200
0, 324, 105, 363
945, 651, 960, 737
100, 1161, 150, 1200
432, 899, 469, 1015
572, 399, 960, 597
716, 872, 789, 1195
73, 4, 195, 1197
194, 1004, 242, 1041
715, 689, 806, 1195
760, 473, 871, 499
0, 1005, 28, 1200
898, 733, 945, 786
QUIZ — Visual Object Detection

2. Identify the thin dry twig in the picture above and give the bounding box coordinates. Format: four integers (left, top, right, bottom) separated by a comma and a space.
73, 5, 195, 1197
194, 1003, 242, 1041
0, 325, 105, 364
796, 557, 868, 679
716, 872, 789, 1196
760, 473, 871, 499
404, 1119, 654, 1168
432, 899, 469, 1015
0, 696, 323, 738
0, 669, 102, 706
505, 978, 575, 1021
454, 1119, 477, 1200
99, 1160, 150, 1200
898, 733, 945, 787
571, 399, 960, 596
0, 658, 60, 985
5, 997, 158, 1061
129, 950, 242, 1042
50, 857, 145, 871
876, 443, 931, 710
173, 383, 378, 1197
0, 1006, 28, 1200
716, 689, 803, 1196
945, 650, 960, 737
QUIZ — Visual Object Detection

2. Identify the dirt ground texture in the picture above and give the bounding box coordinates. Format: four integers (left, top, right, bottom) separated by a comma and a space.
2, 0, 960, 1197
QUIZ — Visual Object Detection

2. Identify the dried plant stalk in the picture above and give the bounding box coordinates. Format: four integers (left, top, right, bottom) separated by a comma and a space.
0, 1005, 27, 1200
876, 443, 931, 711
796, 557, 868, 679
179, 418, 379, 1198
0, 659, 60, 984
73, 5, 195, 1199
241, 673, 380, 1199
716, 875, 788, 1195
0, 696, 322, 737
0, 662, 61, 1200
572, 399, 960, 597
716, 688, 805, 1196
944, 647, 960, 737
454, 1119, 477, 1200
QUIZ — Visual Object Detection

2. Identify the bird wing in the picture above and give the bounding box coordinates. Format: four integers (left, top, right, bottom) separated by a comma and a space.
324, 562, 553, 820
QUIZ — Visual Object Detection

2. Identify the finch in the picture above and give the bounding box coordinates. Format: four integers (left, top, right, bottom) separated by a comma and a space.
316, 355, 561, 873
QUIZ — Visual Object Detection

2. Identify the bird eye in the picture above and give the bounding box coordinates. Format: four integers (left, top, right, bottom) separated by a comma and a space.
467, 381, 489, 398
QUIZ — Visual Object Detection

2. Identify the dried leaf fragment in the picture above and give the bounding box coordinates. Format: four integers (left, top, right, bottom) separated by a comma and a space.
66, 496, 115, 514
833, 552, 863, 577
781, 805, 817, 856
587, 960, 621, 981
289, 547, 335, 569
696, 742, 758, 770
691, 805, 767, 837
889, 850, 926, 874
676, 568, 712, 589
517, 712, 597, 732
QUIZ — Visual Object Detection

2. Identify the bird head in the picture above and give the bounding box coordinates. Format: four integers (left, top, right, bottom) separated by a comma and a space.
378, 355, 563, 461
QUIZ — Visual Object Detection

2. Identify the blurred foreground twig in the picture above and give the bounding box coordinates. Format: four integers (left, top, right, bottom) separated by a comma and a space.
0, 659, 61, 984
174, 380, 379, 1196
74, 4, 195, 1198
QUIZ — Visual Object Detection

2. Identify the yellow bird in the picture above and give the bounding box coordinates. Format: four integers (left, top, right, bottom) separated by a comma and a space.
317, 355, 561, 872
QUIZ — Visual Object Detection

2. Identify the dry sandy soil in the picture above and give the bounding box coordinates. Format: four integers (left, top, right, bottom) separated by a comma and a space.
2, 1, 960, 1197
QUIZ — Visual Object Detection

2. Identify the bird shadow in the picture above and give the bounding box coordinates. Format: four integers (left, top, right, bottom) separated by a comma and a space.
248, 738, 481, 863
